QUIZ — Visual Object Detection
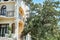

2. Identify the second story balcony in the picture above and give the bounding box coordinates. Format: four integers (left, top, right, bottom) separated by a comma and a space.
0, 2, 15, 18
0, 0, 15, 19
0, 10, 15, 18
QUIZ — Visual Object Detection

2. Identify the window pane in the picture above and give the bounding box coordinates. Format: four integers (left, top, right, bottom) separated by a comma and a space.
4, 0, 8, 1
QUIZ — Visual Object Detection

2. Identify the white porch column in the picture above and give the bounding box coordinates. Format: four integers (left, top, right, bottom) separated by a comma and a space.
15, 0, 19, 40
26, 34, 31, 40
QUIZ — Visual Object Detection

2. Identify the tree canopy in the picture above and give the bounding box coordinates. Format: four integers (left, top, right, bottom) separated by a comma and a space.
21, 0, 60, 40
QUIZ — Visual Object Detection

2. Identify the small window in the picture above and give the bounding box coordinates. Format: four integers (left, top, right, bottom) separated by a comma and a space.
1, 5, 6, 15
4, 0, 8, 1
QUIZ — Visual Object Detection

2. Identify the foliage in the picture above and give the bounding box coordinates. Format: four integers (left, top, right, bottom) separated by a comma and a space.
8, 26, 12, 38
21, 0, 60, 40
8, 26, 12, 31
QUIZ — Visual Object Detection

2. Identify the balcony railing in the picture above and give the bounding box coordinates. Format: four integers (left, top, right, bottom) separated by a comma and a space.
0, 10, 15, 17
6, 11, 14, 17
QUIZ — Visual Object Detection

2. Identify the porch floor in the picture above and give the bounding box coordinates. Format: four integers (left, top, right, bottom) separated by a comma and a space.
0, 37, 15, 40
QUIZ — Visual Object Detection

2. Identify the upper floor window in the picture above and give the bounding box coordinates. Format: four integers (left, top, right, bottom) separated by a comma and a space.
0, 0, 15, 2
1, 5, 6, 15
4, 0, 8, 1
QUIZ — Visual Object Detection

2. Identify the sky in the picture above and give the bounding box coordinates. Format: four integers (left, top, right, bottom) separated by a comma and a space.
32, 0, 44, 4
33, 0, 60, 4
58, 22, 60, 25
33, 0, 60, 10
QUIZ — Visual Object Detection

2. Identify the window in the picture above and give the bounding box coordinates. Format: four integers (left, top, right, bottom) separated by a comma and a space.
4, 0, 8, 1
1, 5, 6, 16
11, 23, 15, 33
0, 24, 9, 37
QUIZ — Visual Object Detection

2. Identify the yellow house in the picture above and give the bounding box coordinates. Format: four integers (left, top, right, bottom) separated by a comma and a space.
0, 0, 29, 40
